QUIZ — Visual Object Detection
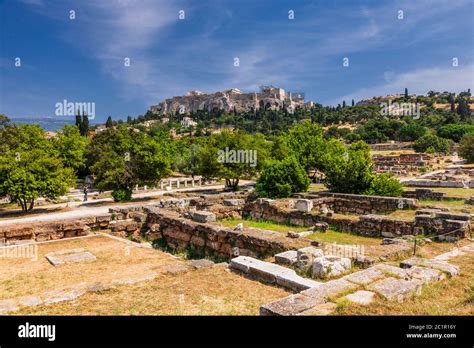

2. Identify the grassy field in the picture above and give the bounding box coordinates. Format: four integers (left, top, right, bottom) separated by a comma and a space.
404, 187, 473, 199
12, 264, 289, 315
420, 199, 473, 214
0, 235, 186, 300
220, 218, 309, 233
221, 218, 382, 246
334, 251, 474, 315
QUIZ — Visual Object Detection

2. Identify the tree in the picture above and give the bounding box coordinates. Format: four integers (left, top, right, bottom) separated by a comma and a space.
196, 130, 269, 190
86, 125, 172, 200
413, 134, 451, 153
75, 112, 82, 128
351, 99, 355, 107
0, 124, 75, 212
53, 125, 89, 174
364, 173, 403, 197
458, 133, 474, 163
285, 121, 326, 174
255, 156, 310, 198
322, 140, 374, 194
0, 114, 10, 126
437, 124, 474, 142
456, 96, 471, 121
80, 114, 89, 136
105, 116, 113, 128
398, 123, 427, 141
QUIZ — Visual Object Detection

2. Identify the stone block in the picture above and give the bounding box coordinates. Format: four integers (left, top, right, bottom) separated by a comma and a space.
399, 257, 460, 277
368, 277, 423, 302
45, 249, 97, 266
275, 273, 320, 292
43, 284, 87, 305
0, 299, 19, 314
406, 266, 445, 283
297, 302, 337, 316
188, 259, 215, 269
345, 290, 376, 305
223, 199, 245, 206
372, 263, 408, 278
301, 278, 359, 300
260, 294, 324, 316
312, 255, 351, 279
295, 199, 313, 212
274, 250, 298, 266
343, 268, 385, 285
191, 211, 216, 223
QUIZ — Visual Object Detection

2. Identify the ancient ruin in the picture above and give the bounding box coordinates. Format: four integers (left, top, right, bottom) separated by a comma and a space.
150, 86, 313, 115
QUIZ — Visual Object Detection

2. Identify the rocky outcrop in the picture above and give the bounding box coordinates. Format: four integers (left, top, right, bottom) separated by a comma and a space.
150, 87, 310, 115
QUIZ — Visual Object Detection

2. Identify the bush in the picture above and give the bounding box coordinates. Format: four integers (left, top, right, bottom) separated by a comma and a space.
398, 123, 427, 141
413, 134, 451, 153
437, 124, 474, 142
111, 188, 132, 202
364, 173, 403, 197
323, 140, 374, 194
256, 156, 310, 198
458, 133, 474, 163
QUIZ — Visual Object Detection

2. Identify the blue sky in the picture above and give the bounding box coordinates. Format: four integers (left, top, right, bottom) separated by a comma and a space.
0, 0, 473, 123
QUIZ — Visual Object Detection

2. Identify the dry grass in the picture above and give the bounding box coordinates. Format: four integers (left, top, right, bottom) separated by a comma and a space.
387, 209, 417, 221
335, 251, 474, 315
12, 265, 289, 315
0, 235, 184, 300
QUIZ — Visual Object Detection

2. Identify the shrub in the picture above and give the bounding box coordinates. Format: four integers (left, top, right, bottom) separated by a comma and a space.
437, 124, 474, 142
364, 173, 403, 197
413, 134, 451, 153
256, 156, 310, 198
398, 123, 427, 141
111, 188, 132, 202
458, 133, 474, 163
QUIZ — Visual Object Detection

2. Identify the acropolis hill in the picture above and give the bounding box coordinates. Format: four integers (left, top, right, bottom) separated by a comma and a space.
150, 86, 314, 115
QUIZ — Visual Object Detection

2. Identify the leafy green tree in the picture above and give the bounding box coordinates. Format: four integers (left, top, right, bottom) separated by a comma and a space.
285, 121, 326, 173
75, 112, 82, 128
86, 125, 172, 200
458, 133, 474, 163
364, 173, 403, 197
398, 123, 427, 141
437, 124, 474, 142
196, 130, 269, 190
0, 114, 10, 126
456, 96, 471, 121
105, 116, 113, 128
80, 114, 89, 136
413, 134, 451, 153
0, 124, 75, 212
255, 156, 310, 198
322, 140, 374, 194
53, 125, 89, 174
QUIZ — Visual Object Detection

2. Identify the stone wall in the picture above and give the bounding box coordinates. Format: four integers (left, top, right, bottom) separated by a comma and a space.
303, 192, 418, 214
243, 200, 470, 240
402, 188, 446, 200
144, 207, 308, 259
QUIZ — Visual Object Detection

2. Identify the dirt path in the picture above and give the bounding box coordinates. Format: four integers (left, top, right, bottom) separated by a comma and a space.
0, 182, 254, 227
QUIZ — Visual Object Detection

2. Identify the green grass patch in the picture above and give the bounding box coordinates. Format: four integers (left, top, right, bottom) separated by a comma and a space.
220, 217, 309, 233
